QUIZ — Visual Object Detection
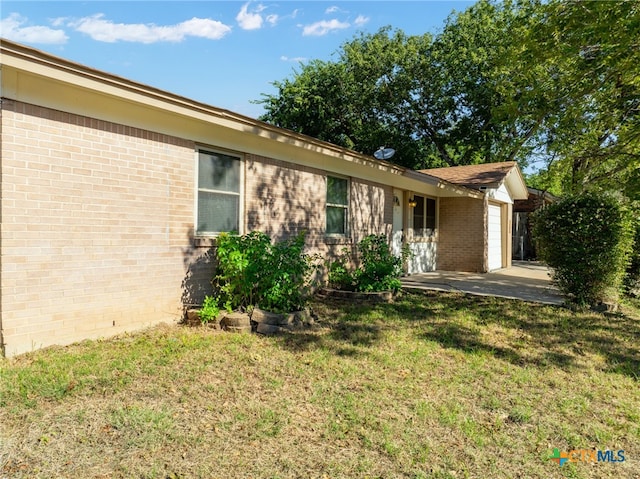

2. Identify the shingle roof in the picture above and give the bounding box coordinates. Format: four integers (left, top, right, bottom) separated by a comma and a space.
420, 161, 519, 189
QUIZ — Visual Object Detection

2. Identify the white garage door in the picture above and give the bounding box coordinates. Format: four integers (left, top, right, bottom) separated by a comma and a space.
487, 204, 503, 271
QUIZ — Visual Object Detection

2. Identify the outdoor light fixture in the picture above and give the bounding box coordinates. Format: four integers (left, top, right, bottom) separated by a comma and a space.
408, 197, 418, 208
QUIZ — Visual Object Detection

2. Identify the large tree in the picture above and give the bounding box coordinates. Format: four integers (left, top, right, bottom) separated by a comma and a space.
523, 0, 640, 196
258, 28, 432, 168
258, 0, 639, 197
258, 1, 544, 169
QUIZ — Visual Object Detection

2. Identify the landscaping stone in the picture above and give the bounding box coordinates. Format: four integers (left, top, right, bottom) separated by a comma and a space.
252, 308, 293, 326
224, 325, 252, 333
186, 309, 201, 325
220, 312, 251, 333
184, 308, 219, 329
592, 301, 619, 313
251, 307, 316, 335
185, 307, 314, 334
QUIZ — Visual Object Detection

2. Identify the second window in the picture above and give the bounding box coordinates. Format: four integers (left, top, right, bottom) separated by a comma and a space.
412, 195, 436, 236
326, 176, 349, 235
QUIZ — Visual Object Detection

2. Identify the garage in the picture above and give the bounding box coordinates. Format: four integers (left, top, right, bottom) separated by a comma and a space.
487, 203, 503, 270
422, 162, 528, 273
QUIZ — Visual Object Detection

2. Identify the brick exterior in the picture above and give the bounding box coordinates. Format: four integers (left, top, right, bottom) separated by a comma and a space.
245, 154, 392, 262
245, 155, 326, 245
0, 100, 393, 356
0, 100, 199, 356
437, 197, 487, 272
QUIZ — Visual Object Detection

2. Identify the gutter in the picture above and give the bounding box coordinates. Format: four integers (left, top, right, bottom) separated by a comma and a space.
1, 39, 405, 176
1, 38, 480, 199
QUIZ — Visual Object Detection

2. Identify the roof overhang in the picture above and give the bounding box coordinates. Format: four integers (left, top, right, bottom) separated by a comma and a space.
0, 39, 481, 201
503, 166, 529, 201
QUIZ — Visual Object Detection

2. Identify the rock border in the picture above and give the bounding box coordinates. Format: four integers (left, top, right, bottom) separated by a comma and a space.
250, 308, 315, 335
184, 308, 219, 328
183, 307, 316, 335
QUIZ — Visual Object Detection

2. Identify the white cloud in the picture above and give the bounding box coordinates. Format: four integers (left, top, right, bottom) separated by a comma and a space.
50, 17, 67, 28
354, 15, 369, 27
266, 14, 279, 26
69, 14, 231, 43
180, 17, 232, 39
302, 19, 350, 37
280, 55, 307, 63
236, 2, 265, 30
0, 13, 68, 44
325, 6, 341, 14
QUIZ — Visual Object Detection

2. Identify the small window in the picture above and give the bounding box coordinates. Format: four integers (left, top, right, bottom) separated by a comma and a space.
196, 150, 241, 235
412, 195, 436, 236
326, 176, 349, 235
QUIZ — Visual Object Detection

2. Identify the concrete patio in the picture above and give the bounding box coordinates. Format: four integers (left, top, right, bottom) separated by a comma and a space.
401, 261, 564, 305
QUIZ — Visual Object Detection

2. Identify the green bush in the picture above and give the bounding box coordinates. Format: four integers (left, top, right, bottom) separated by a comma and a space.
624, 216, 640, 297
214, 231, 315, 313
327, 248, 356, 291
327, 234, 408, 292
199, 295, 222, 324
532, 192, 634, 306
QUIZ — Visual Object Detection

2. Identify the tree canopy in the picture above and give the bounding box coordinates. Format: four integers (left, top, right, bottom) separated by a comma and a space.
257, 0, 639, 198
522, 0, 640, 197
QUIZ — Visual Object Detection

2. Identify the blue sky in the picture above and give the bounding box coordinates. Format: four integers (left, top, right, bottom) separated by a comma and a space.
1, 1, 475, 118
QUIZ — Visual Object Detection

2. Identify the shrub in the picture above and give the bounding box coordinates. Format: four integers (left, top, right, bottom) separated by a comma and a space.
532, 192, 634, 306
624, 215, 640, 297
354, 234, 406, 292
327, 234, 408, 293
215, 231, 271, 311
214, 231, 315, 313
327, 248, 355, 291
199, 295, 222, 324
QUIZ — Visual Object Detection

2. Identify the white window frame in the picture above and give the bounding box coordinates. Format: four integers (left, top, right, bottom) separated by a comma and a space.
195, 147, 244, 236
326, 175, 350, 236
411, 194, 437, 238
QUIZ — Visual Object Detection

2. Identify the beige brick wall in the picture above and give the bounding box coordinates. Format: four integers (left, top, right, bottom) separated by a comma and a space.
1, 100, 198, 356
438, 197, 487, 272
245, 154, 392, 262
0, 101, 393, 356
245, 154, 326, 247
350, 177, 393, 243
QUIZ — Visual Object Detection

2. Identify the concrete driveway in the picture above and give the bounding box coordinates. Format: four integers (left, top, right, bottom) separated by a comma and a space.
401, 261, 563, 305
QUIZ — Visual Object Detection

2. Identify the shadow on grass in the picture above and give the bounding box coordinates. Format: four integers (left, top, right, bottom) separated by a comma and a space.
270, 299, 386, 356
417, 292, 640, 378
427, 292, 640, 378
274, 291, 640, 379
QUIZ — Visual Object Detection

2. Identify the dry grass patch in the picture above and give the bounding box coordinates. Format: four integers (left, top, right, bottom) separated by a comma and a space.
1, 291, 639, 478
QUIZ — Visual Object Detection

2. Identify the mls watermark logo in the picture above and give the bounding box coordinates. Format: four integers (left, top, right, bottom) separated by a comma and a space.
549, 448, 625, 466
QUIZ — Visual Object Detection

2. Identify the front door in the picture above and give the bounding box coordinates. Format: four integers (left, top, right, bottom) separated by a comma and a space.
392, 189, 404, 258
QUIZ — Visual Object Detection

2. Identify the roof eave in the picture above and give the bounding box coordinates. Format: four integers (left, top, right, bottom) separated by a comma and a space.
404, 170, 484, 199
504, 166, 529, 200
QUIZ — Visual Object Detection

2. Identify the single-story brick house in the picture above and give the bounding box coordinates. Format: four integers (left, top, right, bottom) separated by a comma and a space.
0, 40, 528, 356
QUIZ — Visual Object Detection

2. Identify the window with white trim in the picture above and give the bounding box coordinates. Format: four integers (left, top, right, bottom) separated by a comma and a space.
412, 195, 436, 236
326, 176, 349, 235
196, 149, 241, 235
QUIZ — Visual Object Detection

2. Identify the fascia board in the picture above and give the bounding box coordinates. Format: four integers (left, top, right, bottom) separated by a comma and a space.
1, 39, 480, 200
504, 167, 529, 200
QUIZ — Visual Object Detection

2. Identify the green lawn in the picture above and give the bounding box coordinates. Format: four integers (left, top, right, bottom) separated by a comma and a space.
1, 291, 638, 478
